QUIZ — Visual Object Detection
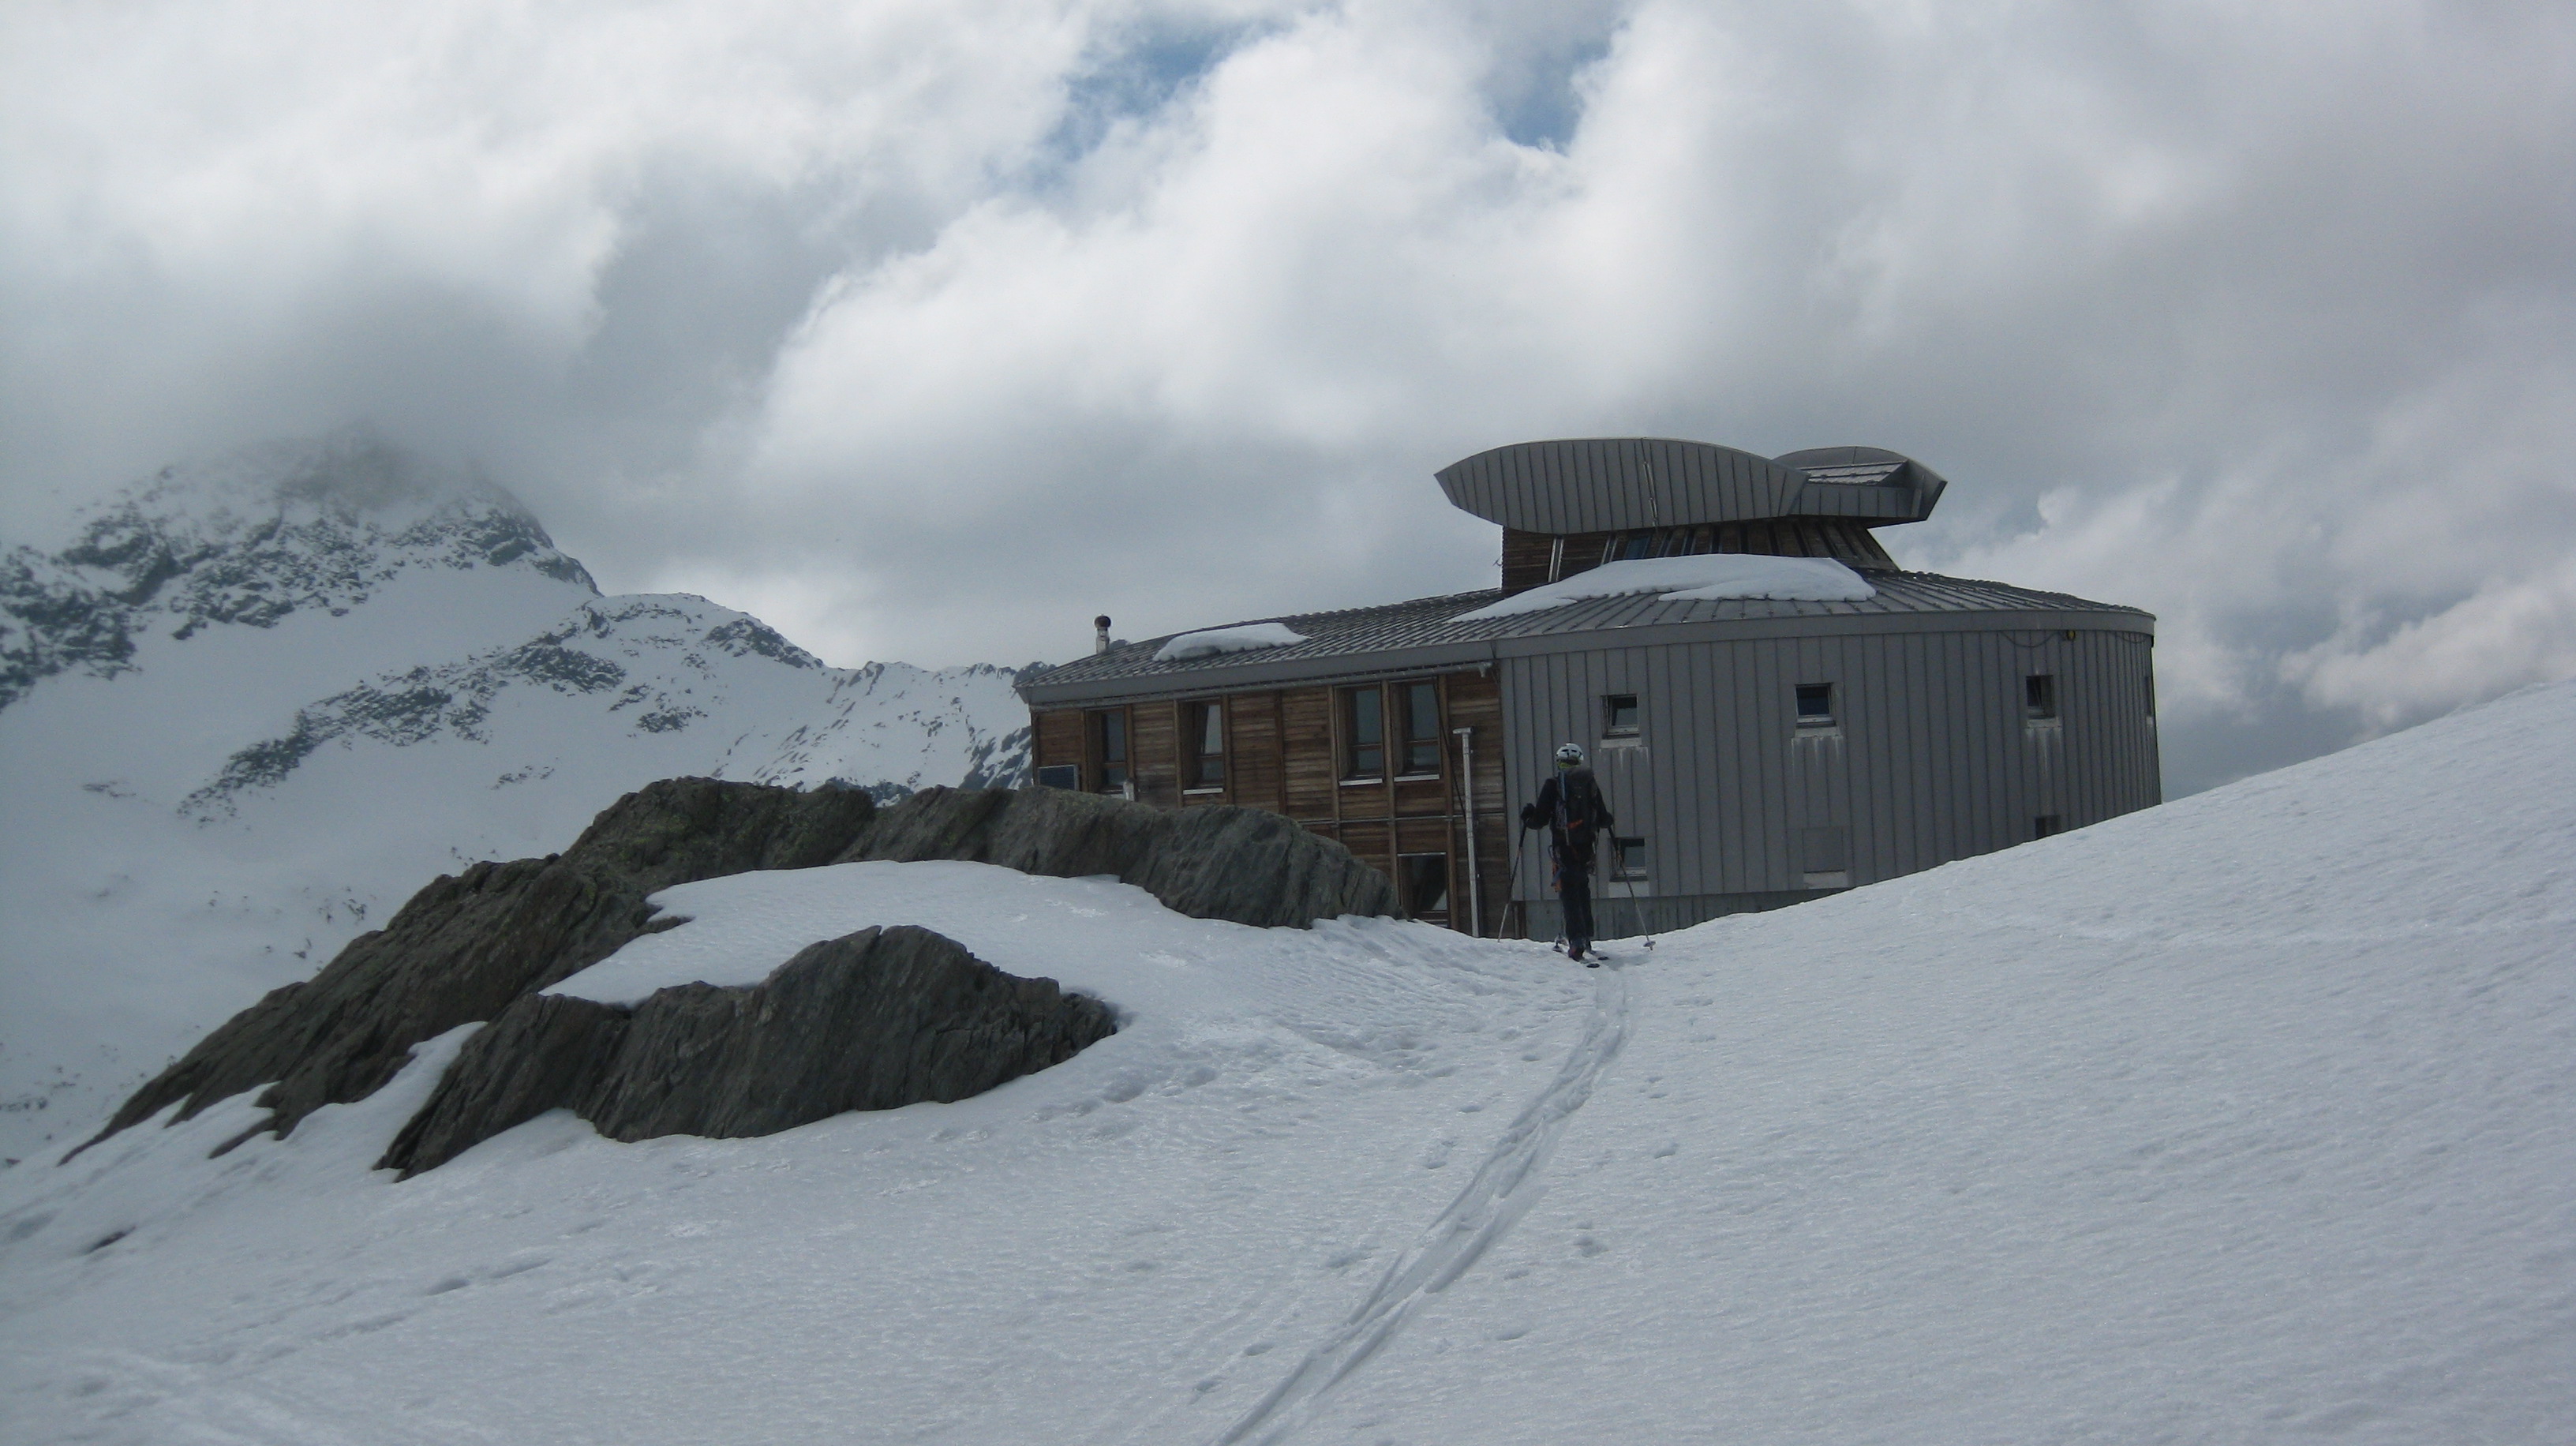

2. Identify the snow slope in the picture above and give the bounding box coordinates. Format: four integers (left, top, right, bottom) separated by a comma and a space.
2, 678, 2567, 1443
0, 440, 1036, 1165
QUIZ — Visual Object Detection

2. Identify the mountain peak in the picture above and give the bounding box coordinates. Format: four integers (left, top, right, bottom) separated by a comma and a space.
2, 435, 597, 710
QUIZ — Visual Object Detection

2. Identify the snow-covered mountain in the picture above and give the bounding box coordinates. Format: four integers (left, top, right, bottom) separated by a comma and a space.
2, 672, 2567, 1438
0, 437, 1037, 1165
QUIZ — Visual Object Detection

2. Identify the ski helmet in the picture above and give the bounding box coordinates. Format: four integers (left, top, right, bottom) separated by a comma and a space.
1555, 742, 1586, 768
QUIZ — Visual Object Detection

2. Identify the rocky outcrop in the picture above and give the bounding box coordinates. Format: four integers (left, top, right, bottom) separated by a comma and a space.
852, 786, 1401, 929
82, 776, 1394, 1165
84, 777, 882, 1152
378, 925, 1114, 1178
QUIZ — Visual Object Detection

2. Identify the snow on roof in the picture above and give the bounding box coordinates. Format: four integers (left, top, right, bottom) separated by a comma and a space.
1151, 621, 1309, 662
1453, 554, 1876, 621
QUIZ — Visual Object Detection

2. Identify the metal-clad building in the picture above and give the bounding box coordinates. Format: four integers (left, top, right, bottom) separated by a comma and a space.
1018, 438, 2159, 938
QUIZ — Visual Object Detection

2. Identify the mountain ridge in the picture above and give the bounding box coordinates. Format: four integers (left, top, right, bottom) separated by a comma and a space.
0, 437, 1041, 1164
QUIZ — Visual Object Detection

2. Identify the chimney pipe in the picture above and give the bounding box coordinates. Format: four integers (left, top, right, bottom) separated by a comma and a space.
1094, 615, 1112, 655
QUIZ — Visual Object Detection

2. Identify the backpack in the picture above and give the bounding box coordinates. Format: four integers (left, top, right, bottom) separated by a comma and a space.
1554, 766, 1601, 844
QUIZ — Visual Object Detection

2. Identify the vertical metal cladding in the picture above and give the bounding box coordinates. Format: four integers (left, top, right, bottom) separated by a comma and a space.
1499, 623, 2161, 933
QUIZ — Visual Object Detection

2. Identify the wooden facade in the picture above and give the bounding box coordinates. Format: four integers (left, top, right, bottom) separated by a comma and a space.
1030, 669, 1514, 935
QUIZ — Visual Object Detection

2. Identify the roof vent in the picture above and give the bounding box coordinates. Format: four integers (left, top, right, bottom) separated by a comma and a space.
1094, 615, 1113, 655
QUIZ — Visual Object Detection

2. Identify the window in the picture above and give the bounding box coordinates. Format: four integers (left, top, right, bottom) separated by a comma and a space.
1603, 693, 1640, 738
1400, 854, 1450, 919
1035, 764, 1080, 790
2025, 673, 2058, 721
1344, 686, 1384, 779
1089, 709, 1129, 794
1799, 825, 1851, 874
1402, 681, 1443, 774
1795, 683, 1836, 727
1187, 700, 1225, 787
1611, 836, 1649, 882
1616, 532, 1655, 561
2033, 815, 2065, 839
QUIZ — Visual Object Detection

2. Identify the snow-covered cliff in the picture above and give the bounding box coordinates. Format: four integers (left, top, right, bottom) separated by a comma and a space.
0, 438, 1037, 1163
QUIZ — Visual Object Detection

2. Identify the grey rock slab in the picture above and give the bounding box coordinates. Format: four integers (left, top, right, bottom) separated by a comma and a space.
844, 786, 1399, 929
80, 777, 1390, 1164
79, 777, 879, 1155
379, 925, 1114, 1178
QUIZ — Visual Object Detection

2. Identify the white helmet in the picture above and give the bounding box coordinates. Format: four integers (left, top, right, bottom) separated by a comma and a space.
1555, 742, 1586, 768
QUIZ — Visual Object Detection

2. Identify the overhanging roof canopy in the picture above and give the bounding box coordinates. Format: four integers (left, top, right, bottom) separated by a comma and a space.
1436, 438, 1948, 534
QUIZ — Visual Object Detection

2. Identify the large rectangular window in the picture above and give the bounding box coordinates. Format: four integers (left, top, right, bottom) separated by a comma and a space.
1400, 853, 1450, 919
1090, 709, 1129, 794
1186, 700, 1225, 788
1402, 681, 1442, 774
1343, 687, 1384, 780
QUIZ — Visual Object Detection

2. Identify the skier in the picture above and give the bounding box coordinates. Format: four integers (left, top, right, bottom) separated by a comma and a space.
1522, 742, 1615, 964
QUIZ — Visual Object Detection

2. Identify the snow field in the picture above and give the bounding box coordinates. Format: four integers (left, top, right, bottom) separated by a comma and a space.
2, 872, 1601, 1445
0, 680, 2569, 1443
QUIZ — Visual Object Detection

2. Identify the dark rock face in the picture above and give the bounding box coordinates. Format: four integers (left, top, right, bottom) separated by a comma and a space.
379, 925, 1114, 1178
84, 777, 881, 1152
83, 777, 1393, 1166
853, 786, 1400, 929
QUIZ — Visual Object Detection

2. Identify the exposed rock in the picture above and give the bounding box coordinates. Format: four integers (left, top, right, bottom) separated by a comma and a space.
82, 777, 880, 1153
851, 786, 1400, 929
81, 777, 1392, 1164
379, 926, 1114, 1178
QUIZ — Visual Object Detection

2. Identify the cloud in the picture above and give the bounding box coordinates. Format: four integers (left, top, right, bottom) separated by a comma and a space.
4, 0, 2571, 793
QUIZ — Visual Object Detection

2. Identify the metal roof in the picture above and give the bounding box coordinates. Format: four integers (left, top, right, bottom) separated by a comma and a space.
1019, 571, 2152, 705
1433, 438, 1947, 534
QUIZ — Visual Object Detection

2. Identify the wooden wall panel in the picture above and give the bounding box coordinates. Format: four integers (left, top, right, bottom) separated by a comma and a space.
1034, 709, 1084, 785
1395, 818, 1451, 855
1339, 819, 1393, 875
1393, 777, 1447, 816
1228, 691, 1283, 813
1132, 700, 1179, 807
1282, 687, 1337, 820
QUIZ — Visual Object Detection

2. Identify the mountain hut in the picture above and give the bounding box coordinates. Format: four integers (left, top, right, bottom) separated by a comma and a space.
1014, 438, 2161, 939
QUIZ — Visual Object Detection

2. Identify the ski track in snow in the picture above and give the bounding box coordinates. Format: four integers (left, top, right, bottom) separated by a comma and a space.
1211, 968, 1633, 1446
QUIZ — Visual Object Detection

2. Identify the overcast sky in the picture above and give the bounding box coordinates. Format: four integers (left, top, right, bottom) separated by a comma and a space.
4, 0, 2570, 794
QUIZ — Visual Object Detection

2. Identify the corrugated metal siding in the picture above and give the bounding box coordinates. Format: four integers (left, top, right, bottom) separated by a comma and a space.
1500, 624, 2159, 932
1437, 437, 1842, 534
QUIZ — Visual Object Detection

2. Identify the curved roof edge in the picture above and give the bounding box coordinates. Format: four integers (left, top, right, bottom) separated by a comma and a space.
1436, 437, 1944, 534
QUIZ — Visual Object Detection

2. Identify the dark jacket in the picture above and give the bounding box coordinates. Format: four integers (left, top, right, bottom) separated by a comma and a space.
1522, 766, 1614, 863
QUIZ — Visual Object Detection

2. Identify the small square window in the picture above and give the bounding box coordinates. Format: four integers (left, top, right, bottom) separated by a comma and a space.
1611, 837, 1649, 882
1603, 693, 1640, 737
2033, 815, 2065, 839
2025, 674, 2058, 721
1799, 825, 1851, 874
1035, 763, 1080, 790
1795, 683, 1835, 727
